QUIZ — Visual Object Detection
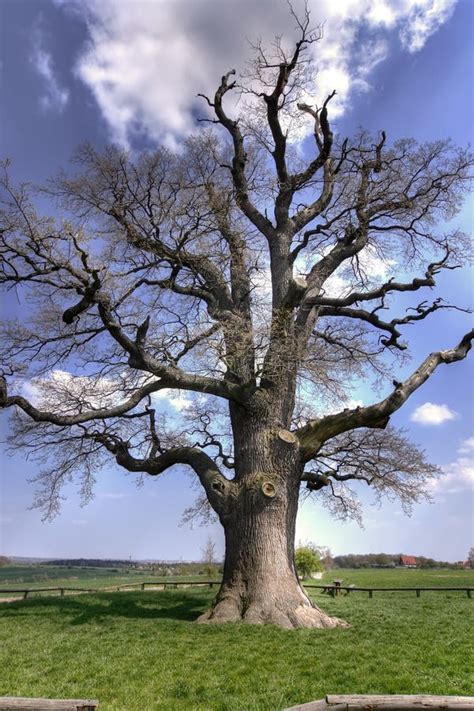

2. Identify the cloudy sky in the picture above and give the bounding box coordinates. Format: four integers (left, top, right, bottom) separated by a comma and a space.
0, 0, 473, 563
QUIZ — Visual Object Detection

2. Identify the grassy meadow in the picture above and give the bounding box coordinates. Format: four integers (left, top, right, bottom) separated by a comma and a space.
0, 567, 473, 710
0, 565, 219, 598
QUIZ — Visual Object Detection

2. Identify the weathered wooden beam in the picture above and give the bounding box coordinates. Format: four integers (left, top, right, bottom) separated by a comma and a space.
327, 694, 474, 709
0, 697, 98, 710
284, 702, 343, 711
284, 695, 474, 711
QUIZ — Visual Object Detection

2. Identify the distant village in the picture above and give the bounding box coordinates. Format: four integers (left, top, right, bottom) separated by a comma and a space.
24, 553, 472, 572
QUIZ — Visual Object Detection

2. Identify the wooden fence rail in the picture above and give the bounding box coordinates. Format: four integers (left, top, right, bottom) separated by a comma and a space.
0, 580, 221, 599
0, 581, 472, 600
0, 587, 101, 600
304, 584, 473, 598
0, 697, 98, 709
284, 694, 474, 710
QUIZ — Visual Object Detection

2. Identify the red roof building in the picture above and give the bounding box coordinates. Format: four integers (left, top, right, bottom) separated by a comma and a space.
399, 555, 417, 567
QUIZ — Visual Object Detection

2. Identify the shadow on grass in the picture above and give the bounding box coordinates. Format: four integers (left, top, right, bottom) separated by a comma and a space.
0, 590, 212, 626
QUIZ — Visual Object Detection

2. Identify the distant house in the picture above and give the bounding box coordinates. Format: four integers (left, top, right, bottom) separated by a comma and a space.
399, 555, 417, 568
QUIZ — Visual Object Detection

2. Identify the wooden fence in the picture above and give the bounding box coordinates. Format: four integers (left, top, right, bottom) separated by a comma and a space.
0, 587, 101, 600
304, 584, 473, 598
0, 581, 472, 601
0, 580, 220, 600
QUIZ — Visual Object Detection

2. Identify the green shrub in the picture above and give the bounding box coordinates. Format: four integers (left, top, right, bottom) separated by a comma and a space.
295, 545, 324, 579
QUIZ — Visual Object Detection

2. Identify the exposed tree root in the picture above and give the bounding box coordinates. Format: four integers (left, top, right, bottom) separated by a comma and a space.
197, 597, 349, 629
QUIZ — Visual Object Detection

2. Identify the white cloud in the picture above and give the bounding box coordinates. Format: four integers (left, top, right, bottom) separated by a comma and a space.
347, 398, 364, 409
410, 402, 458, 425
58, 0, 458, 148
151, 388, 193, 412
28, 369, 120, 410
295, 242, 396, 300
431, 437, 474, 494
458, 437, 474, 454
399, 0, 457, 53
19, 369, 193, 414
30, 26, 69, 113
358, 245, 396, 281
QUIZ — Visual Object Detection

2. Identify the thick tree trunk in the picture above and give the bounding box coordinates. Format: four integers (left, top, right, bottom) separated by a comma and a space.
198, 413, 348, 629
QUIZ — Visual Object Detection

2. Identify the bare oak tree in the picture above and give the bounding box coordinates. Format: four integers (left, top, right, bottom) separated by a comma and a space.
1, 12, 472, 628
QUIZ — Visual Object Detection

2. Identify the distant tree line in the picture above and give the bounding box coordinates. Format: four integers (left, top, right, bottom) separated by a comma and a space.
333, 553, 467, 569
43, 558, 135, 568
35, 553, 471, 571
40, 558, 223, 576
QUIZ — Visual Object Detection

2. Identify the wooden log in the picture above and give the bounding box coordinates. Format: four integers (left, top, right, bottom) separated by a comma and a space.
284, 696, 474, 711
283, 702, 341, 711
327, 694, 474, 709
0, 697, 98, 709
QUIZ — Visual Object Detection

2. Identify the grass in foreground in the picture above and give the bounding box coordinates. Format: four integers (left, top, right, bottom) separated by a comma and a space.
0, 577, 473, 711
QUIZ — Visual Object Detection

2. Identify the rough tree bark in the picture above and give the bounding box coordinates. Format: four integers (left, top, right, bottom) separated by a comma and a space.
199, 408, 347, 628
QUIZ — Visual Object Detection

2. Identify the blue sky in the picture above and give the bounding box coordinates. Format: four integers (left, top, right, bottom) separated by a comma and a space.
0, 0, 473, 563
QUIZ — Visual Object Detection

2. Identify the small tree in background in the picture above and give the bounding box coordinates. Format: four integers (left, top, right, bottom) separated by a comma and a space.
318, 546, 333, 571
0, 556, 11, 567
295, 544, 324, 579
468, 547, 474, 569
201, 537, 217, 578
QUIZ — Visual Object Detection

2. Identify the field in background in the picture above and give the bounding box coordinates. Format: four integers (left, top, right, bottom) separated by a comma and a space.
1, 564, 472, 595
0, 566, 472, 710
305, 567, 474, 589
0, 564, 221, 598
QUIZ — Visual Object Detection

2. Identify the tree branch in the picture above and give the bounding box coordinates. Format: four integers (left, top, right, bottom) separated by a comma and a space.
295, 329, 474, 460
92, 435, 237, 518
318, 298, 467, 351
0, 377, 169, 426
304, 251, 455, 309
207, 71, 276, 240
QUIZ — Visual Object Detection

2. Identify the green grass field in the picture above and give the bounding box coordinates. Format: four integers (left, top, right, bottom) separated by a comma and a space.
0, 567, 473, 710
0, 565, 218, 598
